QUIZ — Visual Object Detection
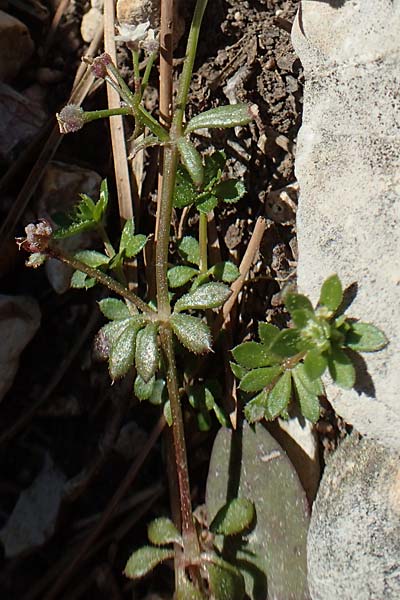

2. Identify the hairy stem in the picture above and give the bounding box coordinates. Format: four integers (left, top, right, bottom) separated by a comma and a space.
48, 245, 155, 316
198, 212, 208, 273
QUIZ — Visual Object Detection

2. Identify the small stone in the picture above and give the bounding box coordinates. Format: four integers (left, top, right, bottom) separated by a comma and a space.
0, 295, 41, 402
116, 0, 185, 48
0, 10, 34, 80
308, 434, 400, 599
80, 7, 103, 43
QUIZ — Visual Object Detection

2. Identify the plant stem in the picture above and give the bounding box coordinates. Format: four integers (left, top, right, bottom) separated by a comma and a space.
83, 107, 133, 122
159, 325, 200, 563
198, 212, 208, 273
48, 245, 155, 316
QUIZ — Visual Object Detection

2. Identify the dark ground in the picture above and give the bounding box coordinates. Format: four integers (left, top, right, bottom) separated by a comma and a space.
0, 1, 320, 598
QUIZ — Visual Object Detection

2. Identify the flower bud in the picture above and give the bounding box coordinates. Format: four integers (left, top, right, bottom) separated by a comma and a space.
91, 53, 113, 79
56, 104, 86, 134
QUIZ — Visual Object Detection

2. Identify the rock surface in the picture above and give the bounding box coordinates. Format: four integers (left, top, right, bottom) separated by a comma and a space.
0, 10, 34, 80
81, 7, 103, 43
0, 295, 41, 402
292, 1, 400, 450
307, 434, 400, 599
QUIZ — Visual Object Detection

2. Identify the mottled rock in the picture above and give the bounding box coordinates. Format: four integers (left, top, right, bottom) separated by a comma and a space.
308, 434, 400, 600
0, 10, 34, 80
292, 1, 400, 449
116, 0, 185, 48
0, 295, 41, 402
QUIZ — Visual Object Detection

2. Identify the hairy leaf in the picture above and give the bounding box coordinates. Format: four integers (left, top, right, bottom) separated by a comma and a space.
319, 274, 343, 313
170, 313, 212, 354
303, 348, 328, 380
214, 179, 246, 204
267, 370, 292, 419
229, 361, 248, 380
177, 236, 200, 266
109, 321, 139, 380
173, 165, 197, 208
70, 270, 96, 289
239, 366, 282, 393
174, 282, 231, 312
203, 553, 246, 600
345, 321, 388, 352
285, 293, 314, 314
185, 103, 253, 133
327, 345, 355, 389
210, 261, 240, 283
167, 265, 198, 288
124, 546, 174, 579
135, 323, 159, 383
231, 342, 276, 369
210, 498, 255, 536
74, 249, 109, 268
258, 322, 281, 346
244, 390, 269, 423
98, 298, 130, 320
134, 374, 155, 401
147, 517, 182, 547
196, 194, 218, 214
292, 365, 321, 423
269, 329, 305, 357
177, 138, 204, 186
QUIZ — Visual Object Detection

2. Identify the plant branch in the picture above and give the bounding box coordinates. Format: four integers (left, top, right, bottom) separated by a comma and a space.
48, 245, 155, 316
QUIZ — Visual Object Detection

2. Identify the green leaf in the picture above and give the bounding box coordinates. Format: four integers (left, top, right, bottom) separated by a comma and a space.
327, 345, 356, 389
204, 151, 226, 186
134, 374, 155, 401
210, 498, 255, 536
267, 370, 292, 419
135, 323, 159, 383
303, 348, 328, 380
284, 293, 314, 314
53, 186, 108, 239
173, 165, 197, 208
167, 265, 198, 288
119, 219, 147, 257
109, 321, 138, 380
203, 554, 246, 600
244, 390, 269, 423
290, 308, 315, 328
170, 313, 212, 354
231, 342, 277, 369
213, 402, 230, 427
70, 270, 96, 289
196, 194, 218, 214
209, 261, 240, 283
177, 138, 204, 187
269, 329, 305, 357
177, 236, 200, 266
214, 179, 246, 204
292, 366, 321, 423
98, 298, 131, 320
239, 366, 282, 393
229, 361, 248, 379
185, 103, 253, 133
124, 546, 174, 579
294, 363, 324, 396
258, 322, 280, 346
319, 274, 343, 313
147, 517, 182, 546
74, 249, 109, 268
94, 178, 109, 222
176, 576, 206, 600
345, 321, 388, 352
163, 400, 172, 426
174, 282, 231, 312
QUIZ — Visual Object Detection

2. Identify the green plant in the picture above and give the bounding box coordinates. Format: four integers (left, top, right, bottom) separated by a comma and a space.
17, 1, 388, 598
231, 274, 387, 424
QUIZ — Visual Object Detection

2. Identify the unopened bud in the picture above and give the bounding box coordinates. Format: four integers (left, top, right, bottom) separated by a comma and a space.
91, 53, 113, 79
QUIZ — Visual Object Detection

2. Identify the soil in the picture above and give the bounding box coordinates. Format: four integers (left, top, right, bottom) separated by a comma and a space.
0, 1, 306, 598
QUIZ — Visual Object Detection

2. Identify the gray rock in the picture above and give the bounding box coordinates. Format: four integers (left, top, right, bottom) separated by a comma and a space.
291, 2, 400, 449
307, 434, 400, 599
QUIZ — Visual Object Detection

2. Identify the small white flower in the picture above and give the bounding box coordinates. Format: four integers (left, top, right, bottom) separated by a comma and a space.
115, 21, 150, 44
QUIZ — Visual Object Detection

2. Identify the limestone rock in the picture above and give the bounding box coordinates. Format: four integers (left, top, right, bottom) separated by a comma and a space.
0, 11, 34, 80
307, 434, 400, 600
0, 295, 41, 402
81, 6, 102, 43
292, 1, 400, 449
116, 0, 185, 48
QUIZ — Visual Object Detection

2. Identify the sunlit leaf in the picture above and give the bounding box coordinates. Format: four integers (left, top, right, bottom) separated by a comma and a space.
327, 345, 355, 389
124, 546, 174, 579
70, 270, 96, 289
258, 322, 280, 346
74, 249, 109, 268
185, 103, 253, 133
202, 553, 246, 600
204, 151, 226, 186
147, 517, 182, 546
170, 313, 212, 354
174, 282, 231, 312
210, 498, 255, 536
267, 370, 292, 419
284, 293, 314, 314
109, 321, 139, 380
177, 138, 204, 186
239, 366, 282, 393
209, 261, 240, 283
98, 298, 130, 320
244, 390, 269, 423
292, 365, 321, 423
134, 374, 155, 401
345, 321, 388, 352
196, 195, 218, 213
269, 329, 305, 357
319, 274, 343, 313
231, 342, 277, 369
135, 323, 159, 383
167, 266, 198, 288
229, 361, 248, 380
173, 165, 197, 208
177, 236, 200, 266
303, 348, 328, 380
119, 219, 147, 257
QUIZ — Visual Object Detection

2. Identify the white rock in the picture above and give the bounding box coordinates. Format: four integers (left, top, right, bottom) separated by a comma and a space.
307, 434, 400, 600
81, 7, 103, 43
292, 1, 400, 450
0, 295, 41, 402
116, 0, 185, 48
0, 10, 34, 80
